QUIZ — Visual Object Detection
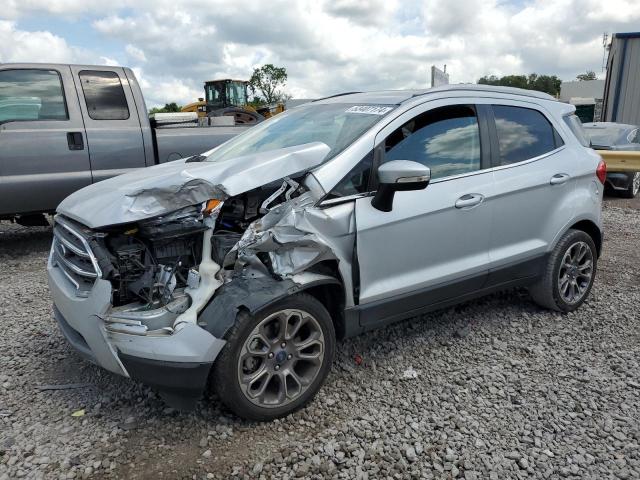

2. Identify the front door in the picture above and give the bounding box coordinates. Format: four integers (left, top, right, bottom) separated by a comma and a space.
0, 66, 90, 216
354, 101, 495, 327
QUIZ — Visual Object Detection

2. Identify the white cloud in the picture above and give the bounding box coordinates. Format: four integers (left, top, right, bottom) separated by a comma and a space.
125, 44, 147, 62
2, 0, 640, 107
0, 20, 78, 63
100, 56, 119, 66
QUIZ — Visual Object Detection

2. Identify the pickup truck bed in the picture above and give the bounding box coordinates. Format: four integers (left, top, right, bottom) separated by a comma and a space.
0, 63, 249, 221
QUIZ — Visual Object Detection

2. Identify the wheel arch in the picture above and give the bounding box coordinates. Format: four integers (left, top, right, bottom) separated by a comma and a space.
200, 264, 347, 340
303, 260, 347, 339
567, 219, 603, 256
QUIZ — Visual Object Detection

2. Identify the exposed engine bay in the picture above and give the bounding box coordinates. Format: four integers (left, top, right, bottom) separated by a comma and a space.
93, 178, 305, 312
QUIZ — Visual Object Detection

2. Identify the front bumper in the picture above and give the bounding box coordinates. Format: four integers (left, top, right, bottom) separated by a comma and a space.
47, 255, 226, 407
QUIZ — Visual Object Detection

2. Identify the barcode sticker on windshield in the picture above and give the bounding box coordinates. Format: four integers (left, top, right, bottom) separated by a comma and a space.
345, 105, 393, 115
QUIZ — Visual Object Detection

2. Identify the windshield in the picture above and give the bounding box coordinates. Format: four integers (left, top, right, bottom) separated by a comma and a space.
583, 125, 628, 147
227, 82, 247, 106
206, 103, 395, 163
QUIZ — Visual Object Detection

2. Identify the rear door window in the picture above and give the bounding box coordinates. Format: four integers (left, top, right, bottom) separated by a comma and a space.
493, 105, 562, 165
78, 70, 130, 120
0, 69, 68, 122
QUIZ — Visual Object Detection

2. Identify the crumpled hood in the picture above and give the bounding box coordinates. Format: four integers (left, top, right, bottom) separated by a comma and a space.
57, 142, 330, 228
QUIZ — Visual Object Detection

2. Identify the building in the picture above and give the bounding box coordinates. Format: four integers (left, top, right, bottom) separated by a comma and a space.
559, 80, 605, 123
602, 32, 640, 125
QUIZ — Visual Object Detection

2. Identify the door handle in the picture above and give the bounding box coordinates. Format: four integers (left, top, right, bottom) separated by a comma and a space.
67, 132, 84, 151
550, 173, 570, 185
455, 193, 484, 209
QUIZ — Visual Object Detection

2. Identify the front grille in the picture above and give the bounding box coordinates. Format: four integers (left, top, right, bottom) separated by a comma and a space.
51, 217, 102, 295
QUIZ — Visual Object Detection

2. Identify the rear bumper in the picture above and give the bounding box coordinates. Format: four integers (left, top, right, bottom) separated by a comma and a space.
605, 172, 632, 190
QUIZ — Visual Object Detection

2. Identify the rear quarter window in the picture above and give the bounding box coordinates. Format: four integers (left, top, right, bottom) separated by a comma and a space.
564, 114, 590, 147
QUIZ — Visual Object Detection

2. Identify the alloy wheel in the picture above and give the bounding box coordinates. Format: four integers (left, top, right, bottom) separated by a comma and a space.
557, 241, 594, 304
237, 309, 325, 408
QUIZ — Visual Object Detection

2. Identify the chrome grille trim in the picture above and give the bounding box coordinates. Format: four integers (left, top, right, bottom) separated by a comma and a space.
51, 216, 102, 293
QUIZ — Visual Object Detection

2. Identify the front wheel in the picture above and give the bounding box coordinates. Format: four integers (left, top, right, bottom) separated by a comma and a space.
529, 229, 598, 312
211, 293, 335, 421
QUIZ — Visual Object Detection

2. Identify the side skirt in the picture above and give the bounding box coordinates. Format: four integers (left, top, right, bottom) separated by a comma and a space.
343, 254, 547, 338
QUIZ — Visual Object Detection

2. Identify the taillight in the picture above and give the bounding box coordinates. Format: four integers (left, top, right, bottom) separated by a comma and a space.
596, 159, 606, 184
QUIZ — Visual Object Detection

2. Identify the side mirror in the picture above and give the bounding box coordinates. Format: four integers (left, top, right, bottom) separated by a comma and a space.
371, 160, 430, 212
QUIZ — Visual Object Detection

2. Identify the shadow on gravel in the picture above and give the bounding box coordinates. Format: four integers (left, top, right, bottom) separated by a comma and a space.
0, 222, 52, 257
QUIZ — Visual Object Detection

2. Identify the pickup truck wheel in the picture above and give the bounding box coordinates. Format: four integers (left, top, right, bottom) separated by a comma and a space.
211, 293, 335, 421
528, 229, 597, 312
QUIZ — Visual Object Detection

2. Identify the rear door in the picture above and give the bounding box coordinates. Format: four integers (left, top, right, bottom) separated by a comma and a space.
0, 66, 90, 216
353, 100, 496, 327
69, 66, 147, 183
486, 102, 577, 283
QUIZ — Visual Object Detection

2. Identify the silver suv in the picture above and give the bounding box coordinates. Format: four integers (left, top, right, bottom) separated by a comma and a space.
47, 85, 605, 420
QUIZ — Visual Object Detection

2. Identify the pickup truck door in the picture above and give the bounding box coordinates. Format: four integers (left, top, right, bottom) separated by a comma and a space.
69, 66, 147, 183
0, 65, 91, 216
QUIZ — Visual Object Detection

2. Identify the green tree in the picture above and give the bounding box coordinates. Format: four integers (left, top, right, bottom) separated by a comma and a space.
576, 70, 597, 81
477, 73, 561, 96
149, 102, 182, 114
249, 64, 289, 105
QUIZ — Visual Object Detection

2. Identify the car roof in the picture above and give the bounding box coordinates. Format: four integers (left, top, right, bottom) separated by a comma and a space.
583, 122, 637, 130
313, 84, 558, 105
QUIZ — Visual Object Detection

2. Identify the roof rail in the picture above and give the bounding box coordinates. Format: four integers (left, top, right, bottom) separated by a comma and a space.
408, 84, 557, 102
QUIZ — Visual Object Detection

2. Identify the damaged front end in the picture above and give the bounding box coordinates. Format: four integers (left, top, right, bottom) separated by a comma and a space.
49, 166, 349, 408
48, 141, 353, 407
95, 178, 343, 336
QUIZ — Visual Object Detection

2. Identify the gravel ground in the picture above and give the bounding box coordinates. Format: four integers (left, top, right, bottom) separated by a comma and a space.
1, 195, 639, 480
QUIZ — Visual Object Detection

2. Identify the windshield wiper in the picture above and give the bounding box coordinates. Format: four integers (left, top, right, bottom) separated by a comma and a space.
185, 154, 207, 163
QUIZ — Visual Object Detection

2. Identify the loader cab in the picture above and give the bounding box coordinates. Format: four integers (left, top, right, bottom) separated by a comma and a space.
204, 79, 249, 111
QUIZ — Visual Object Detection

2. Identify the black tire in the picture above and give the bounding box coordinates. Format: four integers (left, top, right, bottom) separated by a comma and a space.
528, 229, 597, 312
619, 172, 640, 199
207, 107, 264, 125
211, 293, 335, 421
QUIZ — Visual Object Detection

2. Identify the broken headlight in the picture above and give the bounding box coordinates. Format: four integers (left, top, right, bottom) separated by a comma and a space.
137, 198, 223, 240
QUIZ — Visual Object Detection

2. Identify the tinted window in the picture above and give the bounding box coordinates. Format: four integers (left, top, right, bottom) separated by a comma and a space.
0, 69, 67, 122
79, 71, 129, 120
564, 114, 590, 147
384, 105, 481, 179
493, 106, 561, 165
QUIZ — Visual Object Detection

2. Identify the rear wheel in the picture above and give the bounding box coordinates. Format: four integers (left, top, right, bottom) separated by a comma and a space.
212, 293, 335, 421
620, 172, 640, 198
529, 229, 597, 312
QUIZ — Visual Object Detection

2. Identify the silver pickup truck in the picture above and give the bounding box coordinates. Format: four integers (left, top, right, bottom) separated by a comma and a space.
0, 63, 249, 224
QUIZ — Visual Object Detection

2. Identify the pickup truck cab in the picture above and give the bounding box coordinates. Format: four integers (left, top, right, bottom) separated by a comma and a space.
0, 64, 248, 223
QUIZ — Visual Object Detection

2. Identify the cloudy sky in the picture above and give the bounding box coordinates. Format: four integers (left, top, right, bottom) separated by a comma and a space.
2, 0, 639, 107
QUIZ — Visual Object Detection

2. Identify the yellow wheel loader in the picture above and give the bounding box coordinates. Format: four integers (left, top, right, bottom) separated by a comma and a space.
181, 79, 284, 125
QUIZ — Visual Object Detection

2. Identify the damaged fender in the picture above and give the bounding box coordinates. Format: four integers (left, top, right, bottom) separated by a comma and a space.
229, 192, 339, 276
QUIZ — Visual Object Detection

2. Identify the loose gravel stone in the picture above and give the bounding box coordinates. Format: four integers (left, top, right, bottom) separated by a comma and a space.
1, 197, 640, 479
